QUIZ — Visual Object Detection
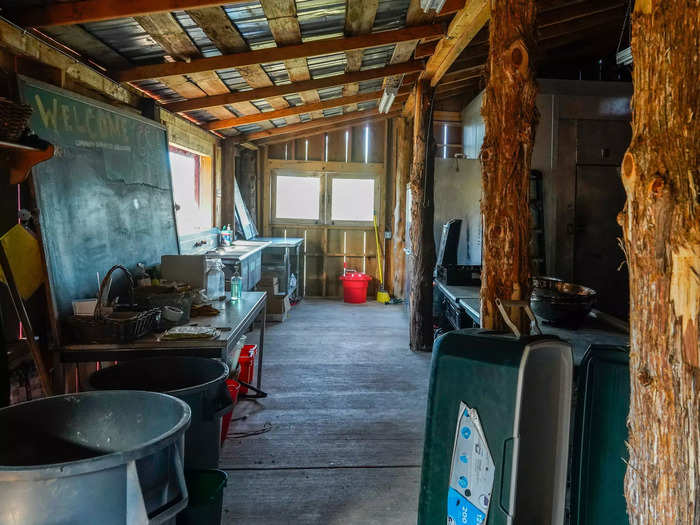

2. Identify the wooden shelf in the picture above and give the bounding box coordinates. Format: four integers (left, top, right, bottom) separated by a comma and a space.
1, 138, 55, 184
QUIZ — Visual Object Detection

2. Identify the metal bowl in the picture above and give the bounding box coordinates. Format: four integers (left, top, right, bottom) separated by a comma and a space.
530, 276, 597, 324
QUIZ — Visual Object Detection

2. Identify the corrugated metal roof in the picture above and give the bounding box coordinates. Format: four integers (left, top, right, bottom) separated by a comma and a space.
224, 1, 276, 50
83, 18, 164, 64
373, 0, 410, 32
297, 0, 346, 41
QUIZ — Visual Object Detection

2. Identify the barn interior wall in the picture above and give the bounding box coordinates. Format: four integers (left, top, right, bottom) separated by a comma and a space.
262, 121, 391, 298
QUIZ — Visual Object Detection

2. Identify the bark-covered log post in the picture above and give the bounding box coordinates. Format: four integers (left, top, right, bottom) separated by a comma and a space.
392, 116, 411, 298
479, 1, 538, 332
621, 2, 699, 522
408, 79, 436, 352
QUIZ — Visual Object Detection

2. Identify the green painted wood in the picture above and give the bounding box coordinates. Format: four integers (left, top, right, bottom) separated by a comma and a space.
17, 76, 178, 319
571, 345, 630, 525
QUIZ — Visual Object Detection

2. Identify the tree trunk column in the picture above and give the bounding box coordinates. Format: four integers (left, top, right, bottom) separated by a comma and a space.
409, 79, 436, 352
479, 1, 538, 332
392, 116, 411, 298
622, 2, 699, 522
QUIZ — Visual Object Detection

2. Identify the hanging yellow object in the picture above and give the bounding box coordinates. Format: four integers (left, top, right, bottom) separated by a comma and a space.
373, 214, 390, 303
0, 224, 46, 300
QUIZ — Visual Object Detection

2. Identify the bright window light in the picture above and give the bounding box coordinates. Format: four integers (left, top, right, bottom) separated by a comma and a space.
305, 139, 309, 161
169, 149, 207, 235
331, 178, 374, 222
443, 123, 448, 159
364, 125, 369, 163
324, 133, 329, 161
345, 130, 349, 163
275, 175, 320, 220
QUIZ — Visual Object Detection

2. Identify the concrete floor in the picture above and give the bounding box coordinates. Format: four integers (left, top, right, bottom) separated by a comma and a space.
220, 298, 432, 524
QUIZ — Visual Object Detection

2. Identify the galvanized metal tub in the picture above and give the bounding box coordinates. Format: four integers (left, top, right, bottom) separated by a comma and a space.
90, 357, 232, 469
0, 390, 191, 525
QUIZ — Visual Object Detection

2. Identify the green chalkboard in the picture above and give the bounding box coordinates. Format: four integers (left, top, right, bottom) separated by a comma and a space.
18, 76, 179, 320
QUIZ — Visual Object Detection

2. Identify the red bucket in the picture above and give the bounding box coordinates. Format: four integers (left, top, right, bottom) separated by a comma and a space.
221, 379, 240, 445
238, 344, 258, 395
339, 272, 372, 303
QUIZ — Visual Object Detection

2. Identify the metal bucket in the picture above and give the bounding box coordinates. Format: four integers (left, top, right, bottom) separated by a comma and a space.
90, 357, 233, 469
0, 390, 191, 525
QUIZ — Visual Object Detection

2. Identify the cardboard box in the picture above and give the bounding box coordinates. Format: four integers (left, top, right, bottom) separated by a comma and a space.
267, 293, 290, 321
257, 274, 280, 295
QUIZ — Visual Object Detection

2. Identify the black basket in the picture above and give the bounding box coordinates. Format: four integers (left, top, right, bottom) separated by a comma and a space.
65, 265, 160, 344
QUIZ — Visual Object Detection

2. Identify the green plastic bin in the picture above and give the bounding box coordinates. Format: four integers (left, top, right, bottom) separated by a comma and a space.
177, 469, 228, 525
418, 329, 573, 525
570, 345, 630, 525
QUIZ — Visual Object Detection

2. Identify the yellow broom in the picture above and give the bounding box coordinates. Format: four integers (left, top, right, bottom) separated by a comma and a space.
373, 214, 390, 303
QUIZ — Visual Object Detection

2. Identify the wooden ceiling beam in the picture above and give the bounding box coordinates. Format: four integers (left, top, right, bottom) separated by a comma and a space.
423, 0, 489, 87
240, 103, 406, 142
204, 85, 411, 130
163, 60, 425, 113
342, 0, 380, 112
256, 111, 401, 145
8, 0, 249, 28
113, 24, 444, 82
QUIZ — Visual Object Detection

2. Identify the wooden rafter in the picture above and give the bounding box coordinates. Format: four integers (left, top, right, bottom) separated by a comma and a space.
186, 6, 280, 128
204, 86, 412, 130
343, 0, 380, 112
256, 111, 400, 145
113, 24, 444, 82
7, 0, 249, 28
423, 0, 489, 86
237, 103, 406, 142
259, 0, 321, 121
133, 12, 236, 121
163, 60, 424, 113
384, 0, 435, 89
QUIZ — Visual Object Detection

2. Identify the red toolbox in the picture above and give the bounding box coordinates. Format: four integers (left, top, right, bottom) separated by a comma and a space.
237, 344, 258, 395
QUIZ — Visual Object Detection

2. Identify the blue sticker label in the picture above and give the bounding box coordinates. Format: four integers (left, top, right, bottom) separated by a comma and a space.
447, 488, 486, 525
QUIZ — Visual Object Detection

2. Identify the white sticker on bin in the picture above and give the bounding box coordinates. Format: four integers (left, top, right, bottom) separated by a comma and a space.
446, 402, 495, 525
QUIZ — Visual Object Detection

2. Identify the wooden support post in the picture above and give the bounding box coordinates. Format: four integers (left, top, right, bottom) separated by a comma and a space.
220, 138, 237, 228
622, 2, 700, 522
479, 1, 538, 333
408, 79, 436, 352
392, 116, 411, 298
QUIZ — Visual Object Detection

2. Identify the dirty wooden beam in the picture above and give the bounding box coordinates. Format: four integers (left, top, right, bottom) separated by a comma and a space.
187, 6, 279, 126
164, 60, 425, 113
259, 0, 319, 121
113, 24, 443, 82
204, 86, 411, 130
239, 103, 406, 142
256, 110, 401, 145
424, 0, 489, 86
7, 0, 250, 28
134, 12, 236, 121
343, 0, 380, 112
479, 0, 537, 332
408, 78, 435, 352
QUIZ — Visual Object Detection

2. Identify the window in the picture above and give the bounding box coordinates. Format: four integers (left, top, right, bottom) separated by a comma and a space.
331, 178, 375, 222
272, 171, 378, 225
274, 174, 321, 221
169, 146, 212, 235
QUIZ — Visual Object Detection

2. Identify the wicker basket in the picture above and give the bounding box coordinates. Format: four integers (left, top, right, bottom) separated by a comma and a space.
65, 265, 160, 344
0, 97, 32, 142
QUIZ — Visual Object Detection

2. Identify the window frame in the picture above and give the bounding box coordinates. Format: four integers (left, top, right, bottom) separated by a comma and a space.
325, 172, 381, 227
270, 169, 325, 225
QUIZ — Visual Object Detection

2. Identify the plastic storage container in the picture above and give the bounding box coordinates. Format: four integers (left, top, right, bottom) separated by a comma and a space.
339, 272, 372, 303
237, 344, 258, 395
418, 329, 573, 525
90, 357, 232, 469
570, 345, 630, 525
0, 391, 191, 525
176, 469, 228, 525
220, 379, 240, 445
206, 260, 226, 301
